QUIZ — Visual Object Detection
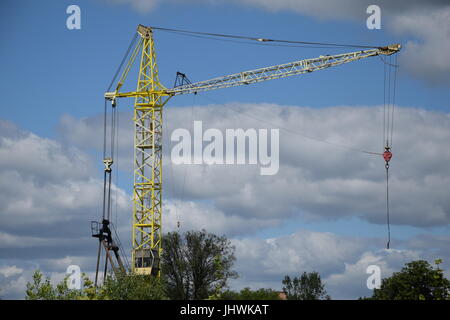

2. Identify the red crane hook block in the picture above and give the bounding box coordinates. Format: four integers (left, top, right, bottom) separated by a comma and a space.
383, 150, 392, 163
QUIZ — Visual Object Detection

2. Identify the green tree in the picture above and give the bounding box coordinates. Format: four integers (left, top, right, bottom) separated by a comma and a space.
25, 270, 95, 300
101, 273, 167, 300
219, 287, 281, 300
370, 260, 450, 300
282, 272, 330, 300
161, 231, 190, 299
162, 230, 238, 300
26, 270, 55, 300
25, 269, 167, 300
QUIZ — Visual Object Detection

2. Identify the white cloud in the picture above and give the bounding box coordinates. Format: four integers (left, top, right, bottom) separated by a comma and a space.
231, 230, 446, 299
103, 0, 160, 13
234, 230, 367, 276
2, 100, 450, 298
102, 0, 450, 86
0, 121, 130, 234
106, 0, 447, 20
390, 7, 450, 85
324, 248, 421, 299
229, 230, 369, 294
0, 120, 131, 298
58, 113, 134, 171
230, 0, 450, 86
60, 103, 450, 228
0, 265, 23, 278
0, 121, 92, 182
232, 0, 448, 20
0, 273, 29, 299
234, 0, 365, 20
164, 199, 279, 236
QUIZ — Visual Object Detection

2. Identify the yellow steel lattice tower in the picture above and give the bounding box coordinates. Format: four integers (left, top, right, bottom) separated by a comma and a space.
131, 25, 171, 275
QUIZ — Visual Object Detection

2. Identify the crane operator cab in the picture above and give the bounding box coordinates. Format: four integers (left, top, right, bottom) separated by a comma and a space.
134, 248, 160, 276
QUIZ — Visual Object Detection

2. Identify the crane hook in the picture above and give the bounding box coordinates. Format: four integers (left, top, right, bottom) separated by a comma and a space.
383, 146, 392, 169
383, 145, 392, 249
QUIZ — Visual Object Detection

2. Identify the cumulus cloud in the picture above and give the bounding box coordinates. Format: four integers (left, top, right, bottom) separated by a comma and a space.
0, 120, 130, 236
2, 101, 450, 298
324, 248, 421, 299
230, 0, 450, 86
0, 267, 30, 299
0, 120, 92, 182
390, 7, 450, 85
60, 103, 450, 228
163, 199, 279, 236
0, 120, 131, 298
103, 0, 160, 13
0, 265, 23, 278
233, 231, 368, 279
231, 230, 447, 299
0, 258, 98, 299
102, 0, 450, 86
106, 0, 448, 19
232, 0, 448, 20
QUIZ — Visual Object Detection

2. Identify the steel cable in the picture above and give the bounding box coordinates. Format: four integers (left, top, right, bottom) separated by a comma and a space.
149, 25, 382, 49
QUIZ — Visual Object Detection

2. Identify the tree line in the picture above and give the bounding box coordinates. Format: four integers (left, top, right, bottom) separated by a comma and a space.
23, 229, 450, 300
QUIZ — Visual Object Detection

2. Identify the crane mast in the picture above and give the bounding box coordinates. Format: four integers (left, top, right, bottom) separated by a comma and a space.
103, 24, 400, 276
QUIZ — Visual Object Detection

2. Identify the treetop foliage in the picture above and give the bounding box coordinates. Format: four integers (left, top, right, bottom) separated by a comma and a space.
369, 259, 450, 300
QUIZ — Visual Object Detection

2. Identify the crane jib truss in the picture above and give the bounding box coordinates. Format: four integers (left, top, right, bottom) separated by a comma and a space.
103, 24, 401, 276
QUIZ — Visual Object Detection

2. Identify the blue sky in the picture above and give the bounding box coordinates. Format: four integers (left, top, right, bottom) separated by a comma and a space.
1, 0, 449, 137
1, 0, 450, 299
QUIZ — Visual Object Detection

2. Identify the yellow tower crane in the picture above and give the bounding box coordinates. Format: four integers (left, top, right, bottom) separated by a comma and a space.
101, 24, 400, 277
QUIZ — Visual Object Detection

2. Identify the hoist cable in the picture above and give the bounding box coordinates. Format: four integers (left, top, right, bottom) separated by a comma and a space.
378, 55, 399, 68
111, 222, 130, 270
111, 104, 129, 269
102, 33, 136, 221
99, 242, 104, 285
149, 25, 382, 49
103, 100, 108, 159
390, 54, 398, 147
382, 58, 391, 249
380, 52, 399, 249
386, 164, 391, 249
387, 56, 392, 147
103, 249, 108, 283
107, 32, 139, 92
105, 106, 116, 222
95, 30, 149, 282
158, 29, 368, 50
94, 236, 101, 287
172, 74, 197, 230
114, 108, 120, 228
101, 101, 108, 221
110, 103, 130, 270
383, 60, 386, 148
110, 103, 116, 160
